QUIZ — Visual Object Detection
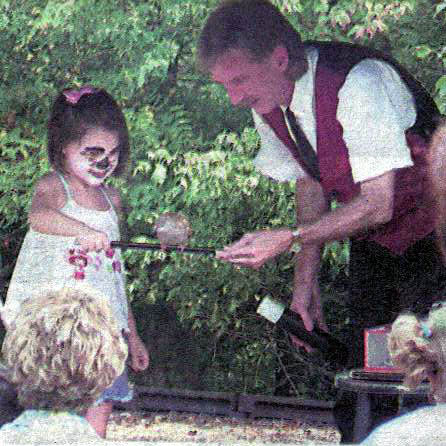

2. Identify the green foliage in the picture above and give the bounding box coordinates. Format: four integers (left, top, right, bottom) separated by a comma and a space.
0, 0, 444, 399
123, 126, 299, 393
0, 122, 48, 283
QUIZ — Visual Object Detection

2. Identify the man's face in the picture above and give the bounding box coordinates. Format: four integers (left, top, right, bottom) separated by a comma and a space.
210, 47, 293, 115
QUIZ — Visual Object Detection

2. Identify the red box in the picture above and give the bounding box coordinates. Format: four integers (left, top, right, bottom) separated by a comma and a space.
364, 325, 401, 373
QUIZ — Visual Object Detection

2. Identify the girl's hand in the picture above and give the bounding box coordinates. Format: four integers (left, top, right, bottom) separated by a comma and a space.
75, 228, 110, 252
128, 335, 149, 372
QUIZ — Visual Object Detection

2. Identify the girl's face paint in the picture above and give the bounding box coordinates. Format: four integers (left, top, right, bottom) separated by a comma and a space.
95, 156, 110, 170
63, 128, 120, 186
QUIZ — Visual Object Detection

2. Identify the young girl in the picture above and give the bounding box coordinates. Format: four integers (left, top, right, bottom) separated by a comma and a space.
3, 86, 149, 438
359, 302, 446, 445
0, 286, 128, 444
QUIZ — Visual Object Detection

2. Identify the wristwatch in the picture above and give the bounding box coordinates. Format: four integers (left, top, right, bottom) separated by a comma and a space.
290, 228, 301, 253
291, 228, 301, 239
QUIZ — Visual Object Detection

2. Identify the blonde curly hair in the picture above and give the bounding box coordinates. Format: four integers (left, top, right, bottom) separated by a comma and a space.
389, 303, 446, 402
1, 286, 128, 411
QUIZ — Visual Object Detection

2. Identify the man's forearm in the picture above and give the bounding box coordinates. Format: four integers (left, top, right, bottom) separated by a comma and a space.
298, 171, 395, 246
293, 177, 326, 292
295, 177, 328, 226
294, 243, 321, 286
299, 196, 381, 245
292, 171, 395, 299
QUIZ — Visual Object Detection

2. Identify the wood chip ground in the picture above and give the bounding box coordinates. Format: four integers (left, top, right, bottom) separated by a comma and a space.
107, 411, 341, 444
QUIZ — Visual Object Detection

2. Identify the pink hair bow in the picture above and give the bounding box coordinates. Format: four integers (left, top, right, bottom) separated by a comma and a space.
63, 86, 96, 105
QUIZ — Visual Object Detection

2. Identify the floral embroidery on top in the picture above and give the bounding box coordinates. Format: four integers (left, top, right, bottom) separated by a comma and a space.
112, 260, 121, 272
106, 248, 122, 273
66, 247, 121, 280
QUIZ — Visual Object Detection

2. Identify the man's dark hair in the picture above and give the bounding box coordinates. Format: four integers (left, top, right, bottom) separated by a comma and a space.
197, 0, 306, 77
47, 88, 130, 176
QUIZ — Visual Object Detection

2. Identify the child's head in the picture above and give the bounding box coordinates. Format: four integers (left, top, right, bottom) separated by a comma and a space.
389, 302, 446, 402
47, 87, 129, 182
1, 286, 128, 412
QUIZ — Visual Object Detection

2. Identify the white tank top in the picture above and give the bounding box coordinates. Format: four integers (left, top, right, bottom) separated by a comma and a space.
3, 173, 129, 331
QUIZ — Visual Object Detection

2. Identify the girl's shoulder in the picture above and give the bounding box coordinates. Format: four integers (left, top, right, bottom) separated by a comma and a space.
35, 171, 63, 190
32, 172, 66, 207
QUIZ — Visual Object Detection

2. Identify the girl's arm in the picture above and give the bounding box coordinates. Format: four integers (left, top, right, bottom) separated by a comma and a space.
110, 187, 150, 371
106, 185, 132, 247
106, 188, 140, 344
127, 306, 150, 371
28, 173, 110, 251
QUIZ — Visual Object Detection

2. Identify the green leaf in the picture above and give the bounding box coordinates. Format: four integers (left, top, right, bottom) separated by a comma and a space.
151, 163, 167, 185
414, 45, 432, 59
435, 75, 446, 95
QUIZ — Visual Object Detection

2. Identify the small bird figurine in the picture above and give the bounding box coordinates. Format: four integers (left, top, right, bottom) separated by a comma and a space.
154, 212, 192, 249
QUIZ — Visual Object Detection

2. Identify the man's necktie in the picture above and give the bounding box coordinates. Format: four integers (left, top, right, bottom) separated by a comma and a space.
262, 107, 321, 182
284, 107, 321, 182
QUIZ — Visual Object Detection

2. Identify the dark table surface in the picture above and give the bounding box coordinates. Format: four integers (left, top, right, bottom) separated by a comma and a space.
335, 369, 430, 395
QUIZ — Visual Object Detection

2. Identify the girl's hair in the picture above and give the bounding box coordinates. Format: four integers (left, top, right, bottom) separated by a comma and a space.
197, 0, 306, 78
1, 286, 128, 412
388, 303, 446, 398
429, 118, 446, 262
47, 87, 130, 176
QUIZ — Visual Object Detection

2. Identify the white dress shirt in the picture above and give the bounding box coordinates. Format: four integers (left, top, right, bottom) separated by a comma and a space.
252, 46, 417, 184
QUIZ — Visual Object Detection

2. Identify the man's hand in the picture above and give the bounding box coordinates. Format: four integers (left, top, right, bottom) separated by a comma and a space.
216, 229, 294, 269
291, 282, 326, 331
290, 282, 328, 351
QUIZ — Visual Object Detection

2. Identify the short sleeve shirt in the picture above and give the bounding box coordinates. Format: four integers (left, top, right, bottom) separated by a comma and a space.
252, 46, 417, 183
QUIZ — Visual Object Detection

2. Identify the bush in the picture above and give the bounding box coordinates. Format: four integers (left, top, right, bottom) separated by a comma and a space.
1, 0, 444, 399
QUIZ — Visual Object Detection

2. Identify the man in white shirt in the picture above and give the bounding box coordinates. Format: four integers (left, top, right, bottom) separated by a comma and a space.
198, 0, 442, 442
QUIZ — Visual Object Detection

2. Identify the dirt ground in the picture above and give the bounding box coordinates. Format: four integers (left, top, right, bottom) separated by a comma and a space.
107, 411, 341, 444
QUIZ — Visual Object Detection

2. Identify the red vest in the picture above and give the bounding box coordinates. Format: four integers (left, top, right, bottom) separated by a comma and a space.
264, 41, 439, 254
